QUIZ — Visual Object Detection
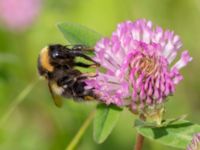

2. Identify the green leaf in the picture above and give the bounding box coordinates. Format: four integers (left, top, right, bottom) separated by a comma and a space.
136, 120, 200, 149
93, 104, 123, 144
161, 114, 187, 127
134, 119, 158, 128
57, 22, 102, 47
134, 114, 188, 128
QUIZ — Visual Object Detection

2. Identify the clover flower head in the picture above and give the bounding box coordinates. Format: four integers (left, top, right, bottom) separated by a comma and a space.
86, 19, 192, 113
187, 133, 200, 150
0, 0, 41, 31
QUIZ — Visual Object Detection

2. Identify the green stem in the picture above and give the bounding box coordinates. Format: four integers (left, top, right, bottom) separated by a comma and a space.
66, 110, 96, 150
0, 81, 37, 127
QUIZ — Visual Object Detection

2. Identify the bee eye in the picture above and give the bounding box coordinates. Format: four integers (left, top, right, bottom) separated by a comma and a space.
52, 51, 60, 58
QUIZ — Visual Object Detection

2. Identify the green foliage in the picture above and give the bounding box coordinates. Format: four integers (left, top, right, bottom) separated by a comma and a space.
136, 120, 200, 149
57, 22, 102, 47
93, 104, 123, 144
1, 0, 200, 149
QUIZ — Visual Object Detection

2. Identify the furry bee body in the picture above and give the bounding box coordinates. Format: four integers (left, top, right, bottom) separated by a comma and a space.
37, 44, 97, 107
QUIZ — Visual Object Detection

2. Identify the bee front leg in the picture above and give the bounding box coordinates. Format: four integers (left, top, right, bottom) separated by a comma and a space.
68, 50, 98, 64
74, 62, 100, 68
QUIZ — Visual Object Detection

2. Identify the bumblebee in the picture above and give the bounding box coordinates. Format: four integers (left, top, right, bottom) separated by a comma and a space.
37, 44, 98, 107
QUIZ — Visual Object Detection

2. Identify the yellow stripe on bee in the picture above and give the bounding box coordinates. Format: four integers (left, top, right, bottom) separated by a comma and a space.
51, 82, 64, 95
84, 96, 94, 101
40, 47, 54, 72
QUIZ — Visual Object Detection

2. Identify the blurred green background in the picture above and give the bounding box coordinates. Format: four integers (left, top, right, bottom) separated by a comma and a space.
0, 0, 200, 149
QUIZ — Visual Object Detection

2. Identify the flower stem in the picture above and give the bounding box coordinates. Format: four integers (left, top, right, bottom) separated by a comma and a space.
134, 114, 146, 150
66, 110, 95, 150
0, 80, 37, 127
134, 133, 144, 150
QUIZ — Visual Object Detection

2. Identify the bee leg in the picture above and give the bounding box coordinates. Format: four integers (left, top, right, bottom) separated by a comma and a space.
76, 76, 87, 80
57, 75, 76, 87
48, 81, 63, 107
81, 72, 97, 77
71, 45, 87, 51
74, 62, 100, 68
89, 63, 100, 68
68, 50, 98, 64
71, 45, 94, 51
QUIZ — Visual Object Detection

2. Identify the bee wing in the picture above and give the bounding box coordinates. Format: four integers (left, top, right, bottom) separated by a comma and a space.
48, 81, 63, 107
